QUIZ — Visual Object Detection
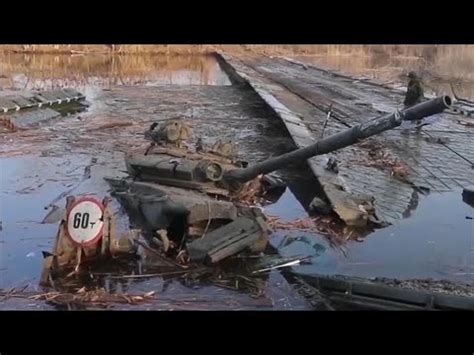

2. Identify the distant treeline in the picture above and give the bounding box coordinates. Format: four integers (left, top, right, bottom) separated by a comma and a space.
0, 44, 470, 56
1, 45, 472, 82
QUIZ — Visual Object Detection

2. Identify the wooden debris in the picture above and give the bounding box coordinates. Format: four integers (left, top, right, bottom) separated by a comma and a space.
234, 175, 265, 205
106, 267, 210, 279
0, 116, 17, 132
40, 205, 65, 224
266, 214, 368, 245
1, 288, 155, 308
266, 216, 317, 231
357, 138, 410, 182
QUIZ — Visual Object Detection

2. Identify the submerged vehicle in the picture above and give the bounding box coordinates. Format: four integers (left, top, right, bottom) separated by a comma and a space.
106, 119, 276, 264
105, 96, 452, 265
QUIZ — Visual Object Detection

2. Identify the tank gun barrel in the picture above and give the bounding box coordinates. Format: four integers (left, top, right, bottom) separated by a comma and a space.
224, 96, 452, 183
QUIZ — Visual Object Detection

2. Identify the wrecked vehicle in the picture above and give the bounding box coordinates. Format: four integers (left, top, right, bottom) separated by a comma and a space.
106, 119, 273, 265
102, 96, 452, 266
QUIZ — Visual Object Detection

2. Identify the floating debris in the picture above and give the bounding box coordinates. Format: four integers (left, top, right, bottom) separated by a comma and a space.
252, 256, 311, 274
41, 205, 65, 224
0, 288, 155, 309
357, 138, 410, 182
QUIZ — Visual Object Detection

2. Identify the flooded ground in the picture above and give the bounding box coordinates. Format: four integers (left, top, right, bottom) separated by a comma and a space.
0, 53, 314, 309
1, 52, 473, 310
270, 189, 474, 284
290, 45, 474, 100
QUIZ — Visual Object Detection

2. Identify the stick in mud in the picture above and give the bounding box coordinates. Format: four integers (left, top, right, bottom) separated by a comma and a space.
320, 104, 333, 138
106, 268, 210, 279
252, 256, 313, 274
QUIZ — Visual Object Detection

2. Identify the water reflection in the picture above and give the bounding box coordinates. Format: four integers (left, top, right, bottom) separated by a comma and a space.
284, 190, 474, 284
0, 53, 231, 92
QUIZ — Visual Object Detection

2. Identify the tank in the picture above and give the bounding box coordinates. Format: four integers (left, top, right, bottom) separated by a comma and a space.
105, 119, 275, 262
106, 96, 451, 263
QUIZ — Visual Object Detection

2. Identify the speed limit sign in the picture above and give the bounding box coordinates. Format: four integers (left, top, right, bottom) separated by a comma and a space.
66, 196, 105, 246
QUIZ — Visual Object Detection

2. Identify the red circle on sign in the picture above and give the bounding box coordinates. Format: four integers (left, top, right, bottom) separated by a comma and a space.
65, 196, 105, 247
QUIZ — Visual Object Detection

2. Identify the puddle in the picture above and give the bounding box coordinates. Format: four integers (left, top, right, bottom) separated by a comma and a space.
264, 187, 309, 220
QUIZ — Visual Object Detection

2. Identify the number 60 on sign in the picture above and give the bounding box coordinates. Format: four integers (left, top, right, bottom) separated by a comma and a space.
66, 197, 104, 246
